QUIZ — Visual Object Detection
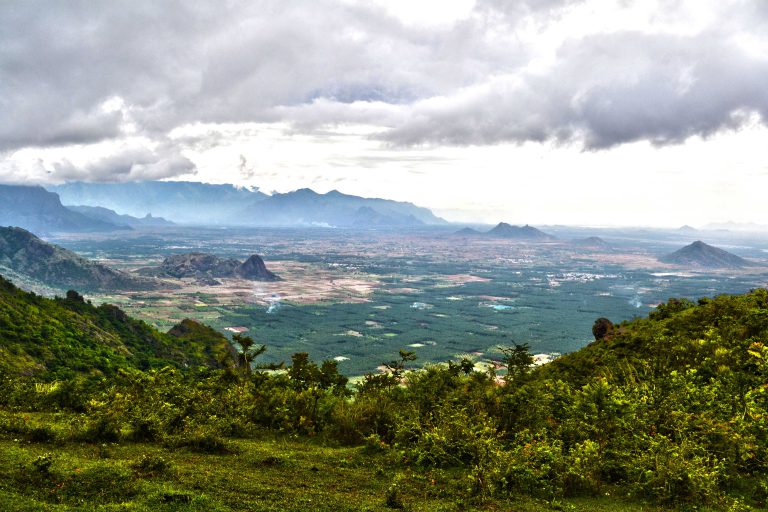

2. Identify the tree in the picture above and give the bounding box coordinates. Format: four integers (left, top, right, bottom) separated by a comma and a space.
592, 317, 614, 341
232, 333, 265, 376
499, 342, 533, 384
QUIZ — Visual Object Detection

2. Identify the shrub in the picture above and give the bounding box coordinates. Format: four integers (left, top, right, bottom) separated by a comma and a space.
131, 453, 173, 478
630, 436, 724, 506
489, 433, 566, 500
394, 405, 499, 468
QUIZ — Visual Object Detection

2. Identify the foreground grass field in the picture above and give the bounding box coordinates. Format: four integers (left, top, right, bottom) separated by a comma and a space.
0, 429, 660, 512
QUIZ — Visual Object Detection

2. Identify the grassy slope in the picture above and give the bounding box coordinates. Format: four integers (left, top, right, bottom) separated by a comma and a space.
0, 430, 654, 512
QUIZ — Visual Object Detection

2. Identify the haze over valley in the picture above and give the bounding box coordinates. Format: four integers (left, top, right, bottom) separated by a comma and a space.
2, 181, 767, 376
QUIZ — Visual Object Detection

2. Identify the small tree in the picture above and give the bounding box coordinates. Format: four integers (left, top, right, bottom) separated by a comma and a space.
232, 333, 266, 376
592, 317, 614, 341
499, 342, 534, 384
358, 350, 417, 393
384, 350, 417, 380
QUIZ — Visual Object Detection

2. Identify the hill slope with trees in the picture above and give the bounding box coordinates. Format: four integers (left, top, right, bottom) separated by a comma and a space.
0, 287, 766, 510
0, 275, 234, 378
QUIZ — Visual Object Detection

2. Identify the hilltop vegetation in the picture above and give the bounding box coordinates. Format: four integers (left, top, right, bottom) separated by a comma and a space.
0, 283, 767, 509
0, 275, 233, 378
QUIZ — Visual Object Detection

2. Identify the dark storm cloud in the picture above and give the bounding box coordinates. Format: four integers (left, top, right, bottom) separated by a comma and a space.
1, 0, 767, 176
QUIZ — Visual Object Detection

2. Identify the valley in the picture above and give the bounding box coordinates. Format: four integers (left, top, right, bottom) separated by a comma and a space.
42, 226, 768, 377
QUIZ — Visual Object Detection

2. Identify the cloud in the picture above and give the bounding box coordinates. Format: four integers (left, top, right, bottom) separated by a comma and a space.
1, 0, 768, 183
49, 145, 195, 183
380, 28, 768, 149
0, 140, 194, 184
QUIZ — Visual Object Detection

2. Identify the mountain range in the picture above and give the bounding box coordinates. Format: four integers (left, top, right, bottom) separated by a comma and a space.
0, 226, 160, 292
660, 240, 755, 268
49, 181, 447, 228
68, 205, 175, 228
0, 185, 127, 234
50, 181, 265, 226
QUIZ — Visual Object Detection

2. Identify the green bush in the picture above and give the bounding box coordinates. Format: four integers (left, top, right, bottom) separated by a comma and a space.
131, 453, 173, 478
631, 436, 724, 505
394, 405, 499, 468
492, 433, 566, 500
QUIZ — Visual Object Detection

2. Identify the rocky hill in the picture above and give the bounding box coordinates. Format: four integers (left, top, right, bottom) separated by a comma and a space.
452, 227, 483, 236
0, 185, 126, 234
235, 254, 279, 281
659, 240, 754, 268
487, 222, 556, 240
0, 227, 160, 291
150, 252, 278, 283
571, 236, 612, 249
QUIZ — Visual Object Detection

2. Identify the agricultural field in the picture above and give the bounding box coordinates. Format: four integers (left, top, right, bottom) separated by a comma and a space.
50, 226, 768, 376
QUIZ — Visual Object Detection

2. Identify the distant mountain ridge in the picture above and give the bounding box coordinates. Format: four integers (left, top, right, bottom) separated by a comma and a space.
0, 185, 126, 233
0, 226, 160, 291
702, 221, 768, 232
660, 240, 755, 268
49, 181, 447, 228
50, 181, 266, 225
68, 205, 175, 228
453, 222, 555, 240
488, 222, 555, 240
241, 188, 445, 228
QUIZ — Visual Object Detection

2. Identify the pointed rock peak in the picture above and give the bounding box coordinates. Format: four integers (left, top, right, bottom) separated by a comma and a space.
236, 254, 280, 281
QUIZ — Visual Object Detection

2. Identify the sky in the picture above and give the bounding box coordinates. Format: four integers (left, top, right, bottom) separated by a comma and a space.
1, 0, 767, 227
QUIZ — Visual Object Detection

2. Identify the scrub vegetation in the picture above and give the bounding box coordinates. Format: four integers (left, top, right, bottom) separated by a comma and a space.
1, 274, 767, 509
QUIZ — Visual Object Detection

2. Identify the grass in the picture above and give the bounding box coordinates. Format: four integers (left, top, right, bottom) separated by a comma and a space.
0, 420, 661, 512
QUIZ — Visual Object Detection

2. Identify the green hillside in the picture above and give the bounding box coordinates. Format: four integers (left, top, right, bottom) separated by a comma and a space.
0, 226, 160, 292
0, 287, 766, 510
0, 275, 234, 378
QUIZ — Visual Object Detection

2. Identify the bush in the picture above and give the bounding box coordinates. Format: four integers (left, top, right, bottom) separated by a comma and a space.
488, 433, 566, 500
630, 436, 724, 505
394, 405, 499, 468
79, 415, 121, 443
131, 453, 173, 478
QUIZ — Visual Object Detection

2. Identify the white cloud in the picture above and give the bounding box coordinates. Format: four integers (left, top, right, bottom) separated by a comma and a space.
1, 0, 767, 226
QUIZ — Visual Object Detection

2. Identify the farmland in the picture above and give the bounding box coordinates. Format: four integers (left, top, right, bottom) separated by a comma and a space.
50, 226, 768, 376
